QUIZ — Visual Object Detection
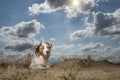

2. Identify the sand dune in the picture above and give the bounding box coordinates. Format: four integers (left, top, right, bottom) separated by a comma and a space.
0, 59, 120, 80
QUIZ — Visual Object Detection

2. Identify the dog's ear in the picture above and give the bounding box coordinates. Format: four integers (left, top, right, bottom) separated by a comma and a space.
34, 45, 38, 49
46, 42, 52, 48
40, 37, 45, 45
49, 43, 52, 48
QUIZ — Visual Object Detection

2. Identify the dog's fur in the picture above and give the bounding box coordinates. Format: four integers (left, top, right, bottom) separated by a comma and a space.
29, 41, 52, 69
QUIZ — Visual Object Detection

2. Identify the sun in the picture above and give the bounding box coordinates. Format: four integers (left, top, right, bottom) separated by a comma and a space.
72, 0, 79, 6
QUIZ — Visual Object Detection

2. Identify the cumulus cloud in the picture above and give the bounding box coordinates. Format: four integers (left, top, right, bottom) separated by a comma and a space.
94, 8, 120, 37
65, 0, 97, 18
80, 43, 104, 51
28, 0, 97, 18
0, 20, 44, 38
70, 8, 120, 41
0, 20, 44, 44
69, 26, 95, 40
96, 0, 109, 2
28, 1, 61, 15
0, 20, 44, 61
28, 0, 70, 15
77, 43, 120, 63
52, 42, 120, 63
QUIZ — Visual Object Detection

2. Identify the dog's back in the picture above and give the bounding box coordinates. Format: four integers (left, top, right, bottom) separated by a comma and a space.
16, 54, 33, 68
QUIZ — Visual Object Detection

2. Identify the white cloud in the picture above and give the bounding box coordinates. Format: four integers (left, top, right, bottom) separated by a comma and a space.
64, 0, 97, 18
96, 0, 110, 2
69, 26, 95, 40
28, 2, 61, 15
28, 0, 97, 18
51, 42, 120, 63
80, 43, 104, 51
0, 19, 44, 45
49, 38, 56, 42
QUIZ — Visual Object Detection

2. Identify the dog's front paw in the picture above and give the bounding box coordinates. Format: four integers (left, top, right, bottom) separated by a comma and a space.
46, 65, 50, 69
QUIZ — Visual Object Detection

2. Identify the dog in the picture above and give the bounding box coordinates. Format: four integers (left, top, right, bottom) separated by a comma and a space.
29, 40, 52, 69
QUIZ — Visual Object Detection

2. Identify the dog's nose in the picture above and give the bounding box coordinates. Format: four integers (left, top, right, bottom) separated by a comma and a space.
46, 51, 49, 54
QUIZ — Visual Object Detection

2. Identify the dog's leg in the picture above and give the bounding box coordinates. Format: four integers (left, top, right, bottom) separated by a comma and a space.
45, 62, 50, 69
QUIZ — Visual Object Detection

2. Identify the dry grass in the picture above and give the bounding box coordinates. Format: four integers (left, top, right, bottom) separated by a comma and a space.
59, 56, 93, 80
0, 60, 14, 68
59, 63, 81, 80
0, 58, 120, 80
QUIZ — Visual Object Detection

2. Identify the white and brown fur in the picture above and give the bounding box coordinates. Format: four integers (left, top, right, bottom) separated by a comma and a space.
29, 41, 52, 69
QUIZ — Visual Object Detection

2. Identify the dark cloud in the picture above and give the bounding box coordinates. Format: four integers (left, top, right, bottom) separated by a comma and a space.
69, 8, 120, 41
81, 43, 104, 51
4, 43, 33, 52
94, 12, 115, 33
16, 23, 36, 37
94, 8, 120, 36
47, 0, 69, 8
13, 20, 43, 38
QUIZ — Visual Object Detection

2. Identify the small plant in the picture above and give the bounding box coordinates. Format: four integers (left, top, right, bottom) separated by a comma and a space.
60, 62, 81, 80
79, 56, 92, 68
0, 60, 14, 68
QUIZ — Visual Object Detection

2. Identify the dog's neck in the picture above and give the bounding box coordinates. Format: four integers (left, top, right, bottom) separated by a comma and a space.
35, 52, 50, 60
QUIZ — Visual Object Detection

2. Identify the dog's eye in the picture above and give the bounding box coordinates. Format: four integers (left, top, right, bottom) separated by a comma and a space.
47, 46, 50, 49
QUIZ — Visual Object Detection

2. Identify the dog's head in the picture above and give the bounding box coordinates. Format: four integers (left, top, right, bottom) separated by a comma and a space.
35, 41, 52, 59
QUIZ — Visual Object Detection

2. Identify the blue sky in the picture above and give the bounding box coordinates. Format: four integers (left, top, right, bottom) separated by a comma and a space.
0, 0, 120, 63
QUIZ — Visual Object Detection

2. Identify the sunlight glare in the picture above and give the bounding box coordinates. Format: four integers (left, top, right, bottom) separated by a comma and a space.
73, 0, 79, 6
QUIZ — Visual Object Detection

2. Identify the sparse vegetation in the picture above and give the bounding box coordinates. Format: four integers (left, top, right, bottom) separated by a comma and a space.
0, 60, 14, 68
0, 75, 22, 80
59, 63, 81, 80
59, 56, 93, 80
0, 58, 120, 80
78, 56, 93, 68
